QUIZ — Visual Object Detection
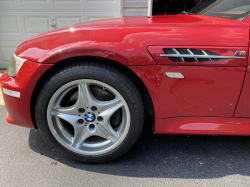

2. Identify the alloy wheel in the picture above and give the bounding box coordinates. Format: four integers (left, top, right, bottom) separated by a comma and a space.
47, 79, 130, 156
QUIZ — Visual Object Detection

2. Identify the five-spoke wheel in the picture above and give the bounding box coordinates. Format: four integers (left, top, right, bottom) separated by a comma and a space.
47, 80, 130, 155
35, 62, 144, 163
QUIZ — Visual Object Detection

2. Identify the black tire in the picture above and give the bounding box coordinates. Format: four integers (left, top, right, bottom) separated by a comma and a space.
35, 61, 144, 163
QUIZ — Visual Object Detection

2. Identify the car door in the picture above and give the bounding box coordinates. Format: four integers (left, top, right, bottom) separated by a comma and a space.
147, 46, 248, 118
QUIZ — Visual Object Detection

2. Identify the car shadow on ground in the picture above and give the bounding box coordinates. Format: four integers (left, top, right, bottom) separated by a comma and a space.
29, 128, 250, 179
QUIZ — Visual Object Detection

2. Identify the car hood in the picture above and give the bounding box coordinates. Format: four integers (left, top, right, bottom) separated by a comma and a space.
15, 15, 250, 64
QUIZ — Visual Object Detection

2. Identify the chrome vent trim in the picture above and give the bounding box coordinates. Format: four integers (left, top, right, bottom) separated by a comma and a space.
187, 49, 198, 62
201, 50, 212, 61
172, 48, 184, 62
161, 48, 245, 62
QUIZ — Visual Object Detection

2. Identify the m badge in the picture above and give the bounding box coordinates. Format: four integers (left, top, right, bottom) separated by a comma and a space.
235, 51, 246, 55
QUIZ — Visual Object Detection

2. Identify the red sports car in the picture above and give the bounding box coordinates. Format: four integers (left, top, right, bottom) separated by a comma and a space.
2, 0, 250, 163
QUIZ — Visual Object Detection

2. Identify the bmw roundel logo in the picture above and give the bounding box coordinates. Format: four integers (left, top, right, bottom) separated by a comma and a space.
85, 113, 95, 122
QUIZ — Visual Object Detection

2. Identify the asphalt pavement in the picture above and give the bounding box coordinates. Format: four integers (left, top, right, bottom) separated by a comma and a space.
1, 105, 250, 186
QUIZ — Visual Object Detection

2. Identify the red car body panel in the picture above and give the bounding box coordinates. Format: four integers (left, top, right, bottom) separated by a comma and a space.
155, 117, 250, 135
234, 64, 250, 118
243, 16, 250, 24
2, 15, 250, 135
129, 65, 246, 118
0, 61, 53, 129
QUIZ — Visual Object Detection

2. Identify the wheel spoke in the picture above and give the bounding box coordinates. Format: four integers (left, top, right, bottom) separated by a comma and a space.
55, 117, 73, 140
79, 83, 122, 114
72, 126, 91, 148
95, 97, 122, 113
54, 105, 78, 116
96, 124, 118, 142
56, 113, 81, 128
76, 83, 96, 109
96, 99, 123, 141
98, 98, 123, 121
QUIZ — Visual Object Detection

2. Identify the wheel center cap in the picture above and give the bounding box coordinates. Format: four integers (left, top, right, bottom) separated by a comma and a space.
85, 113, 95, 122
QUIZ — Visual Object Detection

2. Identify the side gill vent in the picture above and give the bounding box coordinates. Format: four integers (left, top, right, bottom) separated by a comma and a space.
163, 48, 221, 62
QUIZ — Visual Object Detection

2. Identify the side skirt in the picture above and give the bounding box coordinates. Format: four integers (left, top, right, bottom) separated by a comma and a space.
155, 117, 250, 136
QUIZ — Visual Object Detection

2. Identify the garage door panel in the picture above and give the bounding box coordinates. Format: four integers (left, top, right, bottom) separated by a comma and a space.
0, 11, 118, 36
0, 0, 16, 2
0, 13, 51, 40
1, 0, 119, 10
123, 7, 147, 17
0, 16, 20, 34
54, 0, 81, 2
84, 0, 118, 10
83, 11, 118, 22
123, 0, 148, 17
0, 0, 119, 67
56, 17, 82, 28
22, 0, 49, 2
25, 16, 50, 34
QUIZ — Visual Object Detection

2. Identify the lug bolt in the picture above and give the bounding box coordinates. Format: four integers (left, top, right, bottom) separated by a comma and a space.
97, 116, 103, 122
89, 124, 95, 130
78, 119, 84, 124
91, 106, 97, 111
78, 108, 85, 113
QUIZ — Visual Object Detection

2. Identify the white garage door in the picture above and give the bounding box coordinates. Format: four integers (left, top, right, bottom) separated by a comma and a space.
123, 0, 148, 17
0, 0, 120, 68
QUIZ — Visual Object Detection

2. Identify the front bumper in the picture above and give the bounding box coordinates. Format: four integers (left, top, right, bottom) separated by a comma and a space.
0, 60, 53, 129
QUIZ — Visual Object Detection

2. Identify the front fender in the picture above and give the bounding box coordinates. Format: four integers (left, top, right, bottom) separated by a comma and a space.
18, 46, 141, 66
14, 27, 157, 66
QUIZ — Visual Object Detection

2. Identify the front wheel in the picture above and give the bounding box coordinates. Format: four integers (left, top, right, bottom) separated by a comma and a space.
35, 62, 144, 163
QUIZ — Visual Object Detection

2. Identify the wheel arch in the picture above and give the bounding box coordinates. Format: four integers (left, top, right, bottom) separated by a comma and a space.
31, 56, 155, 131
